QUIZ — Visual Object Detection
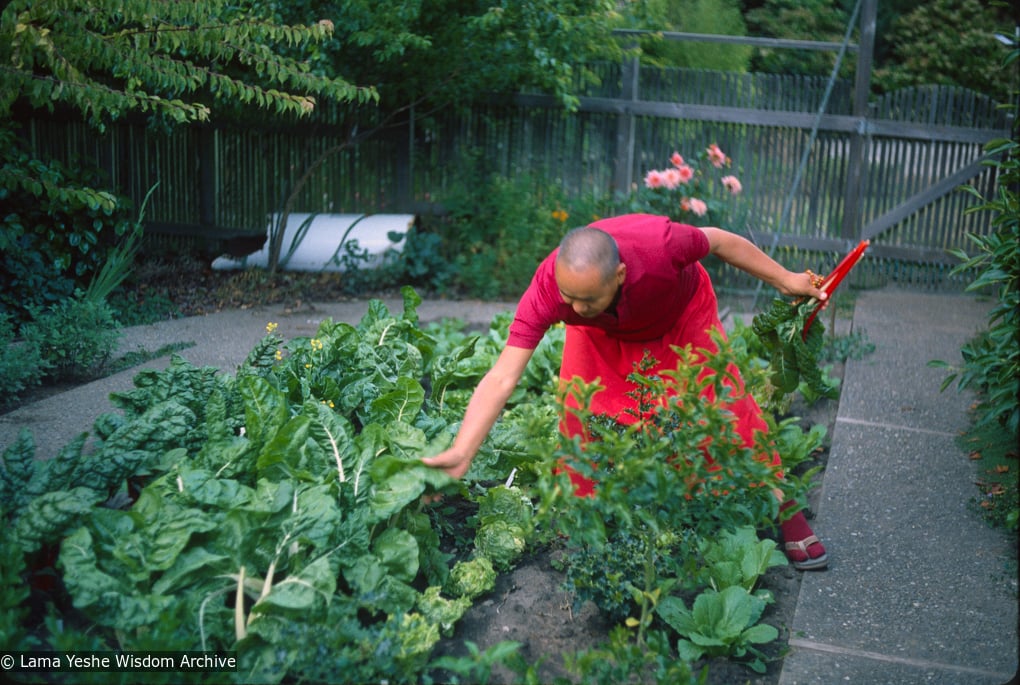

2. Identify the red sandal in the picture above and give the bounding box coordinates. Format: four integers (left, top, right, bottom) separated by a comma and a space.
784, 535, 828, 571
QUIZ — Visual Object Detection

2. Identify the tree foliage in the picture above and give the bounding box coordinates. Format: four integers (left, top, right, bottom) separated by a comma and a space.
872, 0, 1016, 102
622, 0, 753, 72
260, 0, 626, 112
0, 0, 378, 130
745, 0, 856, 78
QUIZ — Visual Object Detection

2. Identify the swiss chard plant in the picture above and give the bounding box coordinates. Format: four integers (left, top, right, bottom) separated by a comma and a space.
2, 287, 555, 684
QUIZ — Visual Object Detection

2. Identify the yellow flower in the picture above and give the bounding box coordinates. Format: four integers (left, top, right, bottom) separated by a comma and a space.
310, 338, 324, 351
552, 209, 569, 223
305, 363, 312, 369
274, 350, 283, 361
266, 322, 278, 334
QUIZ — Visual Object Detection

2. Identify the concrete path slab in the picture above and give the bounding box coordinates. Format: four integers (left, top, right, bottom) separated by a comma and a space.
779, 288, 1018, 685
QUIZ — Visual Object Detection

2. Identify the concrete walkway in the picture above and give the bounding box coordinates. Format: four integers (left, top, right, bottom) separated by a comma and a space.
779, 288, 1018, 684
2, 288, 1017, 683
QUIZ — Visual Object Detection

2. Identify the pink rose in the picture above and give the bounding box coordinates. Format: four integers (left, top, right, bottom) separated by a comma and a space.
689, 198, 708, 216
677, 164, 694, 183
644, 170, 664, 189
707, 144, 728, 169
670, 152, 685, 168
662, 168, 683, 189
721, 175, 742, 195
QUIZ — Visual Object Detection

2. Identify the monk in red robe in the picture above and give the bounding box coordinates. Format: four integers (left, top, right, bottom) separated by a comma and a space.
424, 213, 829, 570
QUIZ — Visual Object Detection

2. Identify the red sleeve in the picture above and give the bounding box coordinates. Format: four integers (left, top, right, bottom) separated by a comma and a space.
506, 253, 562, 349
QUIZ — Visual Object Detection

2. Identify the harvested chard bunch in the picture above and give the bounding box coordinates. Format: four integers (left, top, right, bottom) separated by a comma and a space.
752, 297, 836, 401
753, 239, 870, 402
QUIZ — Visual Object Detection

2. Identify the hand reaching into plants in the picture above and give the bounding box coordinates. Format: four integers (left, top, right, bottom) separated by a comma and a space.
422, 446, 475, 480
422, 345, 534, 479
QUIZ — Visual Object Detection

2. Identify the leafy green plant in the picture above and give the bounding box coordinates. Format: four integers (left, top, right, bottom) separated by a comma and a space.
472, 485, 534, 571
751, 297, 839, 408
19, 295, 122, 382
696, 526, 787, 594
929, 47, 1018, 531
0, 287, 561, 682
0, 312, 49, 409
426, 161, 603, 299
540, 332, 785, 664
0, 128, 138, 327
559, 626, 702, 685
657, 585, 779, 673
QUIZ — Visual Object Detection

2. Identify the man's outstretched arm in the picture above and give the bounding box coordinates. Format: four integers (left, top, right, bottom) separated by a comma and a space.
422, 345, 534, 479
698, 226, 828, 300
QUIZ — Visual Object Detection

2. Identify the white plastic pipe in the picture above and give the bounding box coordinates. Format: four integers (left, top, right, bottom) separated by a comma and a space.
211, 213, 412, 271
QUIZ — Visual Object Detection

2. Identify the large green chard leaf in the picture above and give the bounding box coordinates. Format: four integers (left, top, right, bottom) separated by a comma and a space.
239, 375, 290, 448
59, 526, 175, 630
151, 545, 230, 596
30, 432, 89, 495
249, 554, 337, 614
112, 489, 220, 576
302, 401, 356, 485
255, 414, 314, 482
95, 399, 196, 455
372, 527, 420, 584
173, 467, 256, 509
369, 376, 425, 425
367, 454, 456, 524
14, 487, 105, 552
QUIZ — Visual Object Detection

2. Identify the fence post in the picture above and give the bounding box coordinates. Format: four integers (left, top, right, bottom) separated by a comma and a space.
841, 0, 877, 241
614, 53, 640, 195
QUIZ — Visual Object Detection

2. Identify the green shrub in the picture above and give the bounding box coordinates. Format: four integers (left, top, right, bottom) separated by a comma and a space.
0, 127, 136, 328
937, 125, 1018, 436
20, 295, 122, 382
424, 156, 612, 299
0, 313, 49, 409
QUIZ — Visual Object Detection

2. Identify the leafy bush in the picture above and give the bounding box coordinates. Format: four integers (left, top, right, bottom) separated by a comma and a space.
931, 49, 1018, 531
424, 158, 609, 299
0, 313, 49, 409
938, 146, 1020, 436
20, 295, 122, 382
0, 127, 137, 328
657, 585, 779, 673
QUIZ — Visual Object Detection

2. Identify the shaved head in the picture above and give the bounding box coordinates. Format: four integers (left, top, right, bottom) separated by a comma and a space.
556, 227, 620, 282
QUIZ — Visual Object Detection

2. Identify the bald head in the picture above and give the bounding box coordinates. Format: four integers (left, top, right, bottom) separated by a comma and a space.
556, 227, 620, 283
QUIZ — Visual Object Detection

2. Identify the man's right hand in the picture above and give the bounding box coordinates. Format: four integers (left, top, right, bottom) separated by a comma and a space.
422, 448, 474, 480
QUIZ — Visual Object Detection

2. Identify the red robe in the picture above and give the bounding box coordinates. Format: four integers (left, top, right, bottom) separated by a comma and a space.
507, 214, 778, 496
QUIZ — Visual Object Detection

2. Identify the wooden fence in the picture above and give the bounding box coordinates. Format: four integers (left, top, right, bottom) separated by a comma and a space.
19, 61, 1012, 291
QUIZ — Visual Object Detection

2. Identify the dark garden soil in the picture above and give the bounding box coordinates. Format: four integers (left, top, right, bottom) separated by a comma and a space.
10, 258, 843, 683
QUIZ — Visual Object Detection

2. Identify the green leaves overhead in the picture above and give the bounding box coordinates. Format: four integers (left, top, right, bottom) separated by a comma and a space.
0, 0, 377, 128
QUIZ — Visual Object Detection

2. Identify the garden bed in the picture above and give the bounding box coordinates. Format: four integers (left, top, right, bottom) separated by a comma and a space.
0, 260, 844, 680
